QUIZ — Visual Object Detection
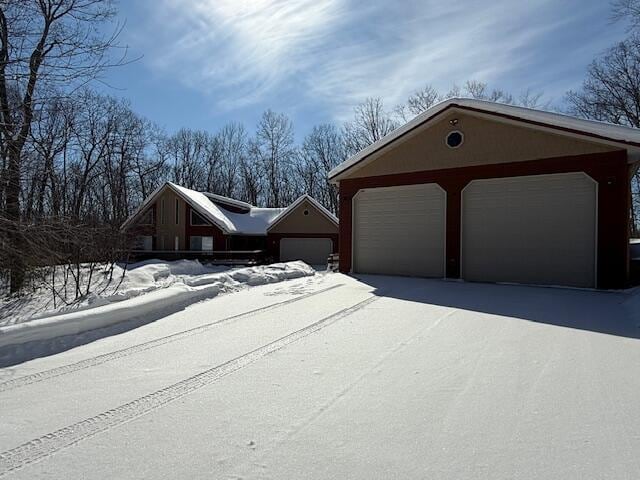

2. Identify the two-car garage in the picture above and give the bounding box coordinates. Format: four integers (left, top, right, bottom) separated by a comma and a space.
332, 98, 635, 289
350, 173, 597, 287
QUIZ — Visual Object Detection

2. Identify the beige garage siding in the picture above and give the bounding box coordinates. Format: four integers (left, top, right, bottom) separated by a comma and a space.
349, 112, 616, 179
353, 184, 446, 277
268, 198, 338, 235
461, 172, 597, 288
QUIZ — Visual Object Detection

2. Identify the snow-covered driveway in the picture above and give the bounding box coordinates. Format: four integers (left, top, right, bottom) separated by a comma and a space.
1, 273, 639, 479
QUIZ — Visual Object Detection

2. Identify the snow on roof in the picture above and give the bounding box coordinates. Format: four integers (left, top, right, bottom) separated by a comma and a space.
267, 194, 338, 231
223, 207, 286, 235
171, 183, 286, 235
169, 183, 237, 233
328, 97, 640, 181
123, 183, 331, 236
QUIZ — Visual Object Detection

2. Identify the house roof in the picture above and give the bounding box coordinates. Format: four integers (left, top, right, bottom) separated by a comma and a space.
202, 192, 252, 211
267, 194, 339, 232
328, 98, 640, 182
121, 182, 287, 235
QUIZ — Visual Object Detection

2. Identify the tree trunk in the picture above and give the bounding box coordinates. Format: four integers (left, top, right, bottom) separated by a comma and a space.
6, 144, 25, 293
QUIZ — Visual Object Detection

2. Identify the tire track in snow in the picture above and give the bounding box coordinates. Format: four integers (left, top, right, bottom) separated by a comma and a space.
0, 284, 344, 393
0, 295, 377, 477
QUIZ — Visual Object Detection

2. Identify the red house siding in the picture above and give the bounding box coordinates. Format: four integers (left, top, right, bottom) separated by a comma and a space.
339, 150, 630, 289
184, 204, 227, 250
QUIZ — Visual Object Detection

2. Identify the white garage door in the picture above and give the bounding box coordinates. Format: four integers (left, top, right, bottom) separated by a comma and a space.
280, 238, 332, 265
462, 172, 597, 288
353, 183, 446, 277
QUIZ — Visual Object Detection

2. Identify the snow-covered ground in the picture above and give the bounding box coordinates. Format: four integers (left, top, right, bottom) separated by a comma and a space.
0, 259, 315, 327
0, 260, 316, 366
0, 273, 639, 479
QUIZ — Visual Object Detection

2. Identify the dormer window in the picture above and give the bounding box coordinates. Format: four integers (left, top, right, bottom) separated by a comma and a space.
190, 210, 210, 226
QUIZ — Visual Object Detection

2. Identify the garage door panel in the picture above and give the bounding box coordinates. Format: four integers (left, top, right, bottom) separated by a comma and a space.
353, 184, 445, 277
280, 238, 332, 265
462, 173, 597, 288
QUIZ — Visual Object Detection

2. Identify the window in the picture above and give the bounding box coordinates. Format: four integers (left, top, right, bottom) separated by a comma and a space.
190, 210, 210, 226
175, 199, 180, 224
174, 236, 179, 251
160, 199, 165, 225
135, 236, 153, 251
190, 236, 214, 251
446, 130, 464, 149
139, 208, 154, 225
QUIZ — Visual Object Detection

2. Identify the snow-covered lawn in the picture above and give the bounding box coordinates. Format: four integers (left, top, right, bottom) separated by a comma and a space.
0, 273, 639, 479
0, 260, 315, 366
0, 259, 315, 327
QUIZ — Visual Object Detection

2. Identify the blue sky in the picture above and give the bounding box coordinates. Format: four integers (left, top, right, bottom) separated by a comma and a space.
100, 0, 627, 139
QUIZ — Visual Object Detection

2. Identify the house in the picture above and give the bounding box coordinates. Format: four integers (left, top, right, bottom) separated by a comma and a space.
328, 98, 640, 289
121, 182, 339, 265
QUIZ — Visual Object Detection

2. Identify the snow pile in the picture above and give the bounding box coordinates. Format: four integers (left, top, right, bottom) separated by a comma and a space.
0, 261, 315, 349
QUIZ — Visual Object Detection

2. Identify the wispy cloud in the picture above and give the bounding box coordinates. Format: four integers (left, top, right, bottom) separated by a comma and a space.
146, 0, 346, 108
134, 0, 625, 121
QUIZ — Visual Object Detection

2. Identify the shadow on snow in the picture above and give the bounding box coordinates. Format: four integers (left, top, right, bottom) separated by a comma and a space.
354, 274, 640, 340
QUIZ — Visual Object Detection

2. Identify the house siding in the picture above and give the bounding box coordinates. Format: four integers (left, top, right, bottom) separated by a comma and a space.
152, 190, 186, 250
268, 199, 338, 234
347, 112, 617, 179
267, 199, 339, 261
184, 204, 227, 250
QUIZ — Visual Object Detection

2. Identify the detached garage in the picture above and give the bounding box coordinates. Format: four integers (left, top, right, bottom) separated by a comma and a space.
267, 195, 339, 266
329, 98, 640, 289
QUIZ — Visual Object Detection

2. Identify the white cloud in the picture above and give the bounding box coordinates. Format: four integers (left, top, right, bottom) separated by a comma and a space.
136, 0, 623, 120
147, 0, 346, 108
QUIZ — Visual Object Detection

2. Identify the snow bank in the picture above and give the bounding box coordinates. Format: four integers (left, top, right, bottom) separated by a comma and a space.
0, 261, 314, 350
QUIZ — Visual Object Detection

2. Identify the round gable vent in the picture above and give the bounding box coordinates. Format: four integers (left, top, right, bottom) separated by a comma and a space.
303, 209, 310, 216
446, 130, 464, 149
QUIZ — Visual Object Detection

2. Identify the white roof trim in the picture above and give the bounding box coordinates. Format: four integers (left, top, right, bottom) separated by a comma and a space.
328, 97, 640, 182
267, 195, 338, 232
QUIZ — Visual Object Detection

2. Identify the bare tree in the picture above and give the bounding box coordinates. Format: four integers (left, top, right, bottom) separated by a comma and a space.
298, 124, 344, 214
252, 110, 296, 207
566, 36, 640, 127
613, 0, 640, 29
166, 128, 209, 190
0, 0, 126, 292
395, 84, 440, 123
566, 34, 640, 232
238, 154, 262, 206
215, 122, 246, 198
343, 97, 397, 156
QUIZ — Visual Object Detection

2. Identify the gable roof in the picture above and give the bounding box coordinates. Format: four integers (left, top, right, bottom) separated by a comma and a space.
267, 194, 338, 232
121, 182, 285, 235
328, 98, 640, 182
